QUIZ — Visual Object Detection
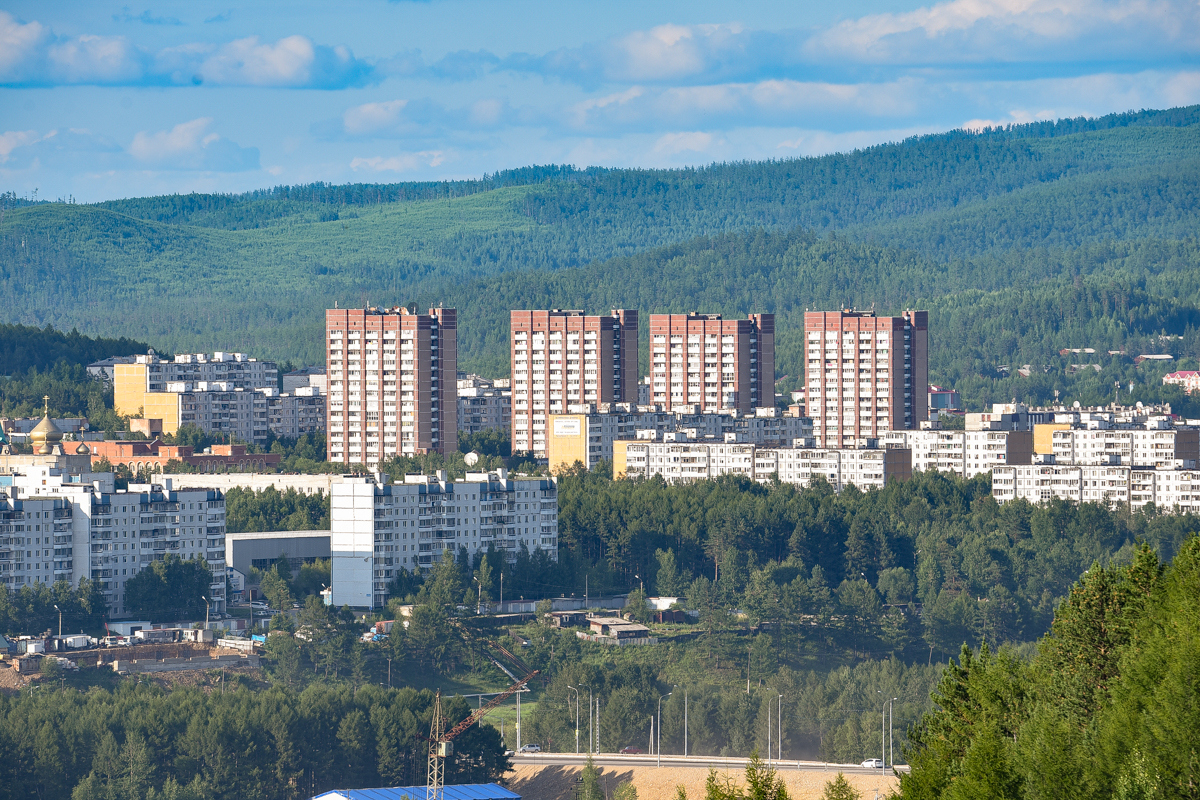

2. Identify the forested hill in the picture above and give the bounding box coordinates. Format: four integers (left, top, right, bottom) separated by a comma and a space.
1, 106, 1198, 402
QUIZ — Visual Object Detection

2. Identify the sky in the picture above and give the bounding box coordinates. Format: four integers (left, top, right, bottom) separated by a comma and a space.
2, 0, 1199, 202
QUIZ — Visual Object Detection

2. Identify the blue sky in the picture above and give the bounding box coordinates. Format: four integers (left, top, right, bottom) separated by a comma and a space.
2, 0, 1198, 202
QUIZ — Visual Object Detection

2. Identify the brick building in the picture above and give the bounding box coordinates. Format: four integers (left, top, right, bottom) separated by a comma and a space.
509, 310, 638, 458
804, 309, 928, 448
326, 307, 457, 463
647, 312, 774, 413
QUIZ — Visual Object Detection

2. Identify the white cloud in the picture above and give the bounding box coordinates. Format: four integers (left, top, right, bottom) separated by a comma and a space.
0, 130, 41, 163
130, 118, 260, 171
806, 0, 1200, 64
343, 100, 409, 135
653, 131, 714, 155
567, 78, 922, 132
46, 34, 143, 83
196, 36, 315, 86
0, 14, 373, 88
350, 151, 446, 172
0, 12, 45, 76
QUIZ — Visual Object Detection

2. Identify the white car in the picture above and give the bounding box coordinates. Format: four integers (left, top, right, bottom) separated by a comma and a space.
861, 758, 884, 769
517, 744, 541, 753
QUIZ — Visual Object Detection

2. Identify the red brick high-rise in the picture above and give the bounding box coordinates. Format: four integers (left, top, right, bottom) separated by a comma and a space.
647, 313, 775, 412
804, 309, 928, 448
326, 307, 457, 463
510, 309, 638, 457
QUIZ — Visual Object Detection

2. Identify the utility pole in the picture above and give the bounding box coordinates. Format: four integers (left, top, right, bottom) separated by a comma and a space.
684, 691, 688, 758
500, 572, 504, 611
516, 687, 521, 751
588, 689, 593, 754
596, 696, 600, 754
387, 657, 392, 690
567, 685, 580, 754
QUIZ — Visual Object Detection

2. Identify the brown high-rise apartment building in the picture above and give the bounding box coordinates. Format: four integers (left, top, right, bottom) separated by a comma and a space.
648, 313, 775, 412
804, 309, 928, 448
326, 307, 457, 464
510, 309, 638, 457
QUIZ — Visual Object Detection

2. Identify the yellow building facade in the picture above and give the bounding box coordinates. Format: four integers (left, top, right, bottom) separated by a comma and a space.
546, 415, 589, 474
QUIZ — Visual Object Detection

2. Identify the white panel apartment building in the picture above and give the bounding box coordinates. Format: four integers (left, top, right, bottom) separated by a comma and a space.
1049, 426, 1199, 467
331, 470, 558, 608
615, 440, 913, 493
457, 376, 512, 435
547, 404, 810, 471
0, 467, 226, 618
881, 430, 1034, 477
615, 440, 759, 483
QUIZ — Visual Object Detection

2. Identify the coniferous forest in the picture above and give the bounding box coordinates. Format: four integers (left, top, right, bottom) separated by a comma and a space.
4, 107, 1200, 410
2, 107, 1200, 799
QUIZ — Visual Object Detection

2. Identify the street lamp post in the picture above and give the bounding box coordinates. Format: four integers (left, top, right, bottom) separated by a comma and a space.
474, 576, 483, 615
53, 604, 61, 638
200, 596, 210, 630
567, 685, 580, 754
888, 697, 897, 769
777, 693, 783, 764
684, 690, 688, 757
657, 690, 672, 766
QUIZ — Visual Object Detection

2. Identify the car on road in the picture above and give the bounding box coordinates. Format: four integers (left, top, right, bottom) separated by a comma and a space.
517, 744, 541, 753
504, 750, 515, 757
619, 746, 643, 755
861, 758, 884, 769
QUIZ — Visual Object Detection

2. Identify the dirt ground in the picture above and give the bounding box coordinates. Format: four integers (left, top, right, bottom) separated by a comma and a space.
506, 763, 899, 800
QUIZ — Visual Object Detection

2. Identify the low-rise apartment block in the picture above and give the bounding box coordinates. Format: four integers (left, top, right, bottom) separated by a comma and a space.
115, 351, 278, 417
547, 404, 809, 471
1047, 426, 1199, 467
0, 466, 226, 618
881, 429, 1034, 477
137, 382, 325, 444
457, 375, 511, 435
614, 439, 912, 493
331, 469, 557, 608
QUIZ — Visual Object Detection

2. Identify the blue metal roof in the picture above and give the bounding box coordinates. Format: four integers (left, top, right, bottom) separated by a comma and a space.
312, 784, 520, 800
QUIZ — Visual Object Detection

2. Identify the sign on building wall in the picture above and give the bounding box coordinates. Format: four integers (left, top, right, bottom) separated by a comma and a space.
553, 418, 581, 437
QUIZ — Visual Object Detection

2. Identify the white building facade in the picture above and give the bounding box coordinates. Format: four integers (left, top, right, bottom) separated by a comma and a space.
0, 467, 226, 618
615, 440, 913, 493
331, 470, 558, 608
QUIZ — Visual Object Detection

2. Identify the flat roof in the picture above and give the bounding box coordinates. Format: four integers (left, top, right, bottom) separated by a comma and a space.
226, 530, 331, 541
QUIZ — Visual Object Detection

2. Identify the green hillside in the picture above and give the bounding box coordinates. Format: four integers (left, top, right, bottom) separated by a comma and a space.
1, 106, 1198, 405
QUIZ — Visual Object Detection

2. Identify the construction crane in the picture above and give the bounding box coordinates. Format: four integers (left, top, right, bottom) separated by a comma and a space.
427, 670, 539, 800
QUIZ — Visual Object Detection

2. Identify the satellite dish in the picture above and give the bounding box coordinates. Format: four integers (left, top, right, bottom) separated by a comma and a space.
1073, 401, 1081, 409
464, 451, 480, 466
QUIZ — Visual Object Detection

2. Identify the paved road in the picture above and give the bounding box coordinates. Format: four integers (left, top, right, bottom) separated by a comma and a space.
513, 752, 905, 776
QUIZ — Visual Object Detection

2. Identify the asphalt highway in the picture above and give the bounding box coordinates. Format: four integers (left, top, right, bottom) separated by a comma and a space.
512, 752, 905, 776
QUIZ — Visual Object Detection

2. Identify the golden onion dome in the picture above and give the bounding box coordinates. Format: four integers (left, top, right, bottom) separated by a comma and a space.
30, 397, 63, 455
